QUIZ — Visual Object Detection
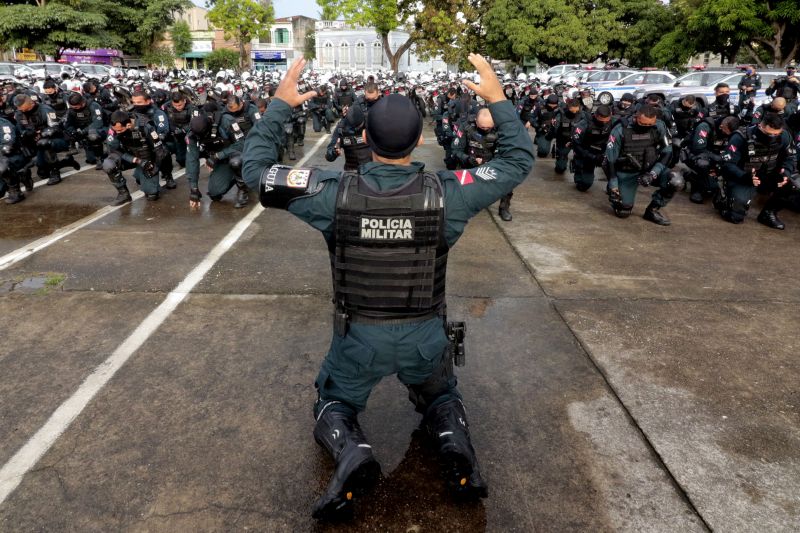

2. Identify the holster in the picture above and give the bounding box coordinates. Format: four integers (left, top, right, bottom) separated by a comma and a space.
446, 321, 466, 367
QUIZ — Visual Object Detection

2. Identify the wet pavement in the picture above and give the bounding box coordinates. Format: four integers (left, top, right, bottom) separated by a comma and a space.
0, 124, 797, 531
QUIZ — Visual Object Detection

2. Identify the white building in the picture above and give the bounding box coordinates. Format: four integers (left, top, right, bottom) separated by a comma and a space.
251, 16, 316, 71
314, 20, 450, 72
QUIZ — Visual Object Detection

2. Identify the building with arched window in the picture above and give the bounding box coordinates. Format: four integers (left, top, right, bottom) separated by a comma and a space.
314, 20, 449, 72
250, 15, 316, 71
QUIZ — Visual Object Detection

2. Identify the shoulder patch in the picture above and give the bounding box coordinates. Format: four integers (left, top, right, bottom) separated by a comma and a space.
2, 126, 10, 133
158, 115, 165, 122
47, 112, 57, 120
454, 169, 473, 186
699, 130, 708, 138
286, 169, 311, 188
150, 130, 159, 140
254, 112, 261, 120
475, 166, 497, 181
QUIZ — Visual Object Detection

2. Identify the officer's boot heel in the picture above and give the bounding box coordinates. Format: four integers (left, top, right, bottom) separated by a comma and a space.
312, 407, 381, 521
425, 399, 488, 501
498, 195, 512, 221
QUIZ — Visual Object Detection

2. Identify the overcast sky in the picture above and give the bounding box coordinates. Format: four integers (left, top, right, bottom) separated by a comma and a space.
192, 0, 321, 19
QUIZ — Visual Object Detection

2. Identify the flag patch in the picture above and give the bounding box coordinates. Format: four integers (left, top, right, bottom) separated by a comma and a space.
455, 169, 473, 185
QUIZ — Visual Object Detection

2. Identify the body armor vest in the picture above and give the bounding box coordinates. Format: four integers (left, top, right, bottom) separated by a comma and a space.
70, 107, 93, 129
17, 107, 47, 135
617, 125, 661, 172
584, 120, 613, 153
119, 128, 154, 160
465, 125, 498, 162
312, 95, 329, 109
672, 105, 698, 136
707, 102, 736, 119
775, 77, 799, 100
167, 105, 192, 130
701, 119, 727, 153
331, 171, 448, 321
336, 90, 354, 107
228, 110, 254, 141
538, 107, 557, 128
196, 123, 227, 155
44, 93, 67, 118
340, 130, 371, 170
743, 129, 781, 175
557, 112, 578, 140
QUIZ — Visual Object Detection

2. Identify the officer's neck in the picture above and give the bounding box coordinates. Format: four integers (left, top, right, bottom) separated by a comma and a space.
373, 153, 413, 166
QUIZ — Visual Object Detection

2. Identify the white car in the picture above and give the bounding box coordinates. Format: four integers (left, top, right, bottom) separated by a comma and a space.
544, 64, 581, 83
73, 63, 111, 78
580, 69, 639, 89
655, 70, 786, 108
594, 71, 676, 105
634, 70, 733, 104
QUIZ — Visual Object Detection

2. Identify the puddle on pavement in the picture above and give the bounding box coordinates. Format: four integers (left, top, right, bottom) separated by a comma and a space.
0, 205, 99, 239
0, 273, 66, 294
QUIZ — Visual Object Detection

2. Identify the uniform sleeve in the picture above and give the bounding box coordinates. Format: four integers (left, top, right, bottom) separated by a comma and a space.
571, 118, 591, 159
325, 123, 342, 161
652, 121, 672, 174
780, 132, 796, 177
754, 76, 762, 91
604, 123, 624, 165
437, 99, 534, 246
185, 136, 201, 189
285, 172, 342, 242
721, 134, 748, 184
689, 123, 710, 155
154, 110, 170, 138
242, 98, 293, 190
90, 103, 105, 132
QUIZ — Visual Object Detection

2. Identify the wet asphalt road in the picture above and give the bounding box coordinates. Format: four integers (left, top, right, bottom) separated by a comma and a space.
0, 123, 798, 532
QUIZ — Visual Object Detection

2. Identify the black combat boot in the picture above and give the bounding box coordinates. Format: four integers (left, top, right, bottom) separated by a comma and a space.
312, 406, 381, 521
757, 209, 785, 230
111, 185, 132, 206
424, 399, 488, 500
46, 170, 62, 186
4, 185, 25, 204
498, 195, 512, 221
20, 169, 34, 192
163, 174, 177, 189
234, 184, 249, 209
643, 201, 670, 226
689, 190, 704, 204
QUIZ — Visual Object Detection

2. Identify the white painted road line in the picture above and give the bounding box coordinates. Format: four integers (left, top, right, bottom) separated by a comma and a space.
0, 136, 328, 505
32, 164, 95, 190
0, 168, 188, 272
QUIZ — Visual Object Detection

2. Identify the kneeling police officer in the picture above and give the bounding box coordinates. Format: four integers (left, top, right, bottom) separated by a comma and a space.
242, 55, 534, 521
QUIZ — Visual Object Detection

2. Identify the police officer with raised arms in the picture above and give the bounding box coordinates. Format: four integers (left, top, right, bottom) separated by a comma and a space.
242, 54, 534, 521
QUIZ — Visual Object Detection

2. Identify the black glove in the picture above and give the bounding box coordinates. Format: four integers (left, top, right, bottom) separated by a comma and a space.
190, 187, 202, 202
207, 152, 220, 168
638, 170, 657, 187
325, 147, 337, 162
141, 160, 156, 176
1, 145, 12, 155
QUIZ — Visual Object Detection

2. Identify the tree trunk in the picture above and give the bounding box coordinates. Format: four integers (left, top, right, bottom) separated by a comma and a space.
239, 39, 246, 70
742, 44, 766, 68
381, 33, 414, 73
773, 22, 784, 67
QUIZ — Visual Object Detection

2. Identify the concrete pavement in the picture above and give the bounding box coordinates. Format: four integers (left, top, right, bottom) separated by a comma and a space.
0, 124, 797, 531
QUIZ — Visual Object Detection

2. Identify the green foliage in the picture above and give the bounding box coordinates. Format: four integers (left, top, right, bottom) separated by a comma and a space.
604, 0, 676, 67
0, 0, 189, 57
171, 20, 192, 57
205, 48, 240, 71
207, 0, 274, 67
304, 31, 317, 60
141, 45, 176, 67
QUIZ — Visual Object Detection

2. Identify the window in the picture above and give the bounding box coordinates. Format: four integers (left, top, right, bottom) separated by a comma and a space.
645, 74, 672, 83
372, 41, 383, 67
275, 28, 290, 45
322, 42, 334, 68
340, 41, 350, 67
354, 41, 366, 67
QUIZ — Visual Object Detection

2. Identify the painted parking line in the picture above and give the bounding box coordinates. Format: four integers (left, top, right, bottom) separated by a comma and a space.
0, 133, 330, 505
0, 168, 188, 272
32, 164, 96, 190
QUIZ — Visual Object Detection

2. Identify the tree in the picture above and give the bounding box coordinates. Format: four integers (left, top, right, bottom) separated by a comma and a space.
483, 0, 619, 65
171, 20, 192, 57
108, 0, 191, 55
207, 0, 274, 69
206, 48, 240, 71
603, 0, 676, 67
305, 30, 317, 61
142, 45, 176, 67
0, 0, 121, 58
316, 0, 472, 72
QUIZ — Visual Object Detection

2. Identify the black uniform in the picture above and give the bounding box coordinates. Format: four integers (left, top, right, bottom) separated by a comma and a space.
64, 99, 105, 166
571, 115, 614, 191
164, 100, 199, 168
15, 102, 76, 184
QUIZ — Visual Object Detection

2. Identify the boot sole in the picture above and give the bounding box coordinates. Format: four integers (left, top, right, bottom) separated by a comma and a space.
312, 459, 381, 521
440, 450, 488, 501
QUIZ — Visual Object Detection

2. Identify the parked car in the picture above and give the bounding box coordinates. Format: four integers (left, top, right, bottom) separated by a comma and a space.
658, 71, 785, 108
634, 70, 734, 104
73, 63, 111, 78
544, 64, 581, 83
0, 62, 34, 80
594, 71, 677, 105
25, 62, 80, 79
579, 69, 639, 88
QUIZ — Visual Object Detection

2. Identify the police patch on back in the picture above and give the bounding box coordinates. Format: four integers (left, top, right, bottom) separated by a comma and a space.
359, 216, 415, 240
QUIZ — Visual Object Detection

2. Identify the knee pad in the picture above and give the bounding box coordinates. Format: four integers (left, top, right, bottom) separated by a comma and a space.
229, 154, 242, 172
668, 171, 685, 191
102, 157, 119, 174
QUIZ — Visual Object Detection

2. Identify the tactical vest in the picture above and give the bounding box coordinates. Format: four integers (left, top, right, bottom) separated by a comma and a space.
45, 92, 67, 118
331, 171, 448, 321
71, 107, 93, 129
617, 125, 661, 172
17, 107, 47, 134
743, 129, 781, 175
336, 90, 354, 107
167, 105, 192, 130
340, 130, 372, 170
584, 119, 613, 153
701, 119, 727, 153
119, 127, 155, 160
775, 77, 799, 100
312, 95, 329, 109
672, 105, 698, 136
465, 125, 498, 162
539, 107, 557, 127
196, 122, 228, 155
707, 102, 736, 119
557, 111, 578, 140
227, 110, 254, 141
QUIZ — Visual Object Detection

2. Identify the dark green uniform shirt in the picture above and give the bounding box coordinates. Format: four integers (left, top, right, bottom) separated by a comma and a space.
242, 98, 534, 248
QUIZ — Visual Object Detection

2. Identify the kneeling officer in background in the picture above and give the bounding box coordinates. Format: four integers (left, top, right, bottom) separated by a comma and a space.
242, 55, 534, 521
